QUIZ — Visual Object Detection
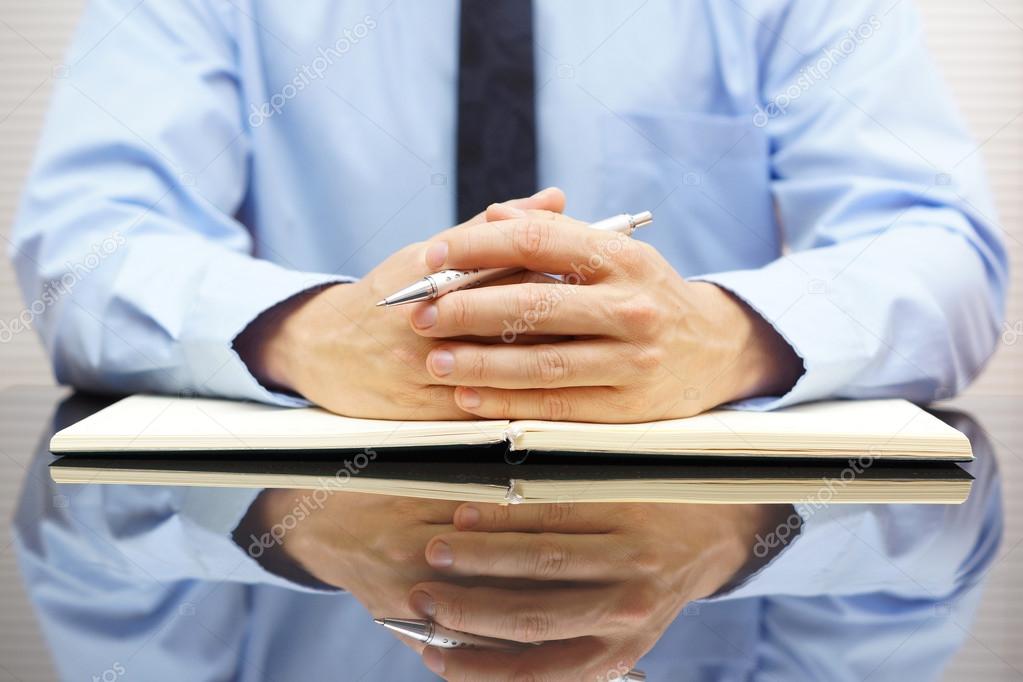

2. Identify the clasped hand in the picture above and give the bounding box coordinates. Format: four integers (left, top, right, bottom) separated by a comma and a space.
240, 191, 802, 681
405, 202, 801, 422
408, 501, 782, 681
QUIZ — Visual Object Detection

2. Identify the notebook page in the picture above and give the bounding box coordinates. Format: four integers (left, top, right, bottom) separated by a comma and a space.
51, 394, 510, 452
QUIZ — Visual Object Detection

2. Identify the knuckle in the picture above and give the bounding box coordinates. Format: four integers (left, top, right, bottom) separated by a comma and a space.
628, 547, 662, 575
603, 386, 642, 419
514, 220, 553, 259
389, 496, 426, 520
526, 539, 569, 579
506, 608, 555, 642
539, 390, 571, 420
383, 543, 418, 564
428, 385, 458, 407
515, 286, 546, 320
498, 390, 514, 417
617, 504, 653, 527
540, 502, 574, 530
393, 388, 425, 409
468, 352, 487, 382
617, 297, 660, 330
618, 238, 650, 270
487, 504, 515, 529
616, 585, 660, 624
531, 345, 569, 385
631, 344, 665, 372
447, 295, 473, 330
437, 592, 468, 630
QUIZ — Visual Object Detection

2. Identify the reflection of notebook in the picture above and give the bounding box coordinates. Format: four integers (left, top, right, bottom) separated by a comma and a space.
47, 394, 974, 504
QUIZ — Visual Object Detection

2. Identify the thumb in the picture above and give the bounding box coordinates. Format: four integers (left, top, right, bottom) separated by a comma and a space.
502, 186, 566, 214
463, 187, 566, 226
485, 187, 568, 223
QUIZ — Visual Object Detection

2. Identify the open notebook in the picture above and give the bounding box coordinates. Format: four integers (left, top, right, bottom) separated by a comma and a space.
47, 395, 974, 504
50, 394, 972, 459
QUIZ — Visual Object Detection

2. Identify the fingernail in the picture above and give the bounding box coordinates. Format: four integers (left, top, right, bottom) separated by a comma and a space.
457, 388, 481, 409
427, 540, 454, 568
410, 590, 436, 618
422, 647, 445, 675
456, 505, 480, 529
429, 350, 454, 376
532, 186, 557, 198
412, 304, 438, 330
425, 242, 448, 269
499, 203, 526, 217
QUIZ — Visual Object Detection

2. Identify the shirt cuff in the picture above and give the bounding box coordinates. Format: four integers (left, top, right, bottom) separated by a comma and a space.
176, 486, 337, 593
693, 260, 871, 410
703, 503, 852, 601
179, 250, 353, 406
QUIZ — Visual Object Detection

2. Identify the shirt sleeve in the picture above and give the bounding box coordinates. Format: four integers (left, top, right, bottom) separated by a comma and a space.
8, 0, 350, 407
693, 0, 1009, 411
696, 0, 1007, 607
704, 411, 1002, 606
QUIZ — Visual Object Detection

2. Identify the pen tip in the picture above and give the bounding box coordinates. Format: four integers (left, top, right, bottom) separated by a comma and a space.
373, 618, 384, 625
375, 300, 387, 307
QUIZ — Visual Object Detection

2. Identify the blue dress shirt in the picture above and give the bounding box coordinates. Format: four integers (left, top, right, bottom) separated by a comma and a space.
10, 0, 1009, 679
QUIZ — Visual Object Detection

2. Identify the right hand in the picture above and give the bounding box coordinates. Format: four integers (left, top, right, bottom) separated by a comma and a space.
237, 188, 566, 419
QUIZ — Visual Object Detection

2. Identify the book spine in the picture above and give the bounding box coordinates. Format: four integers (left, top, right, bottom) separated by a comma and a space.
504, 479, 525, 504
504, 425, 525, 451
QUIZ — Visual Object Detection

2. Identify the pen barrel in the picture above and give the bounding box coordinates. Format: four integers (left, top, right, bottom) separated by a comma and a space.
427, 625, 646, 680
588, 213, 634, 233
427, 266, 519, 298
426, 623, 527, 650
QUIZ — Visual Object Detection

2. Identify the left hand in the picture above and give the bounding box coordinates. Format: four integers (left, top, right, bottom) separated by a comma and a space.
407, 209, 803, 422
408, 501, 790, 681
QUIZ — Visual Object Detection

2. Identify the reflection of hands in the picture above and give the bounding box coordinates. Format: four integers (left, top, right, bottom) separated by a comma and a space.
408, 501, 787, 681
409, 210, 803, 422
236, 489, 461, 623
235, 189, 566, 420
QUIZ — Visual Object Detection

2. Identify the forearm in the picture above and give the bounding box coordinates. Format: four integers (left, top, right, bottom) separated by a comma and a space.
705, 431, 1002, 603
697, 223, 1005, 409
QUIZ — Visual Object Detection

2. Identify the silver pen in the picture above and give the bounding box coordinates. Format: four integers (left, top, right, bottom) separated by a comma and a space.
375, 618, 647, 681
375, 211, 654, 307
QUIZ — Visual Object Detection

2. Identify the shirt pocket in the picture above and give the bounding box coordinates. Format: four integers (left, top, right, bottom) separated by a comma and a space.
597, 109, 778, 275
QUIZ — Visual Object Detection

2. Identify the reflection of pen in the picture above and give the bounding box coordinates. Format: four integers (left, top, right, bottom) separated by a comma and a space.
375, 211, 654, 307
374, 618, 647, 681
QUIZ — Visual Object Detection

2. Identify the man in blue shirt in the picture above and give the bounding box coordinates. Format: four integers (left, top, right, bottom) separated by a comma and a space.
10, 0, 1008, 679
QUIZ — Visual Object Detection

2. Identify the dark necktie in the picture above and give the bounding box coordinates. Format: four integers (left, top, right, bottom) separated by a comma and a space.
456, 0, 538, 223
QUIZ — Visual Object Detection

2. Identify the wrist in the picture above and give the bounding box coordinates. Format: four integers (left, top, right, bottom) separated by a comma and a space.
702, 503, 795, 598
235, 283, 348, 394
232, 489, 333, 587
699, 283, 803, 403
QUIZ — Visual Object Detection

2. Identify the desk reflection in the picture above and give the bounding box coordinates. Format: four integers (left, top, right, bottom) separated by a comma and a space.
12, 393, 1004, 682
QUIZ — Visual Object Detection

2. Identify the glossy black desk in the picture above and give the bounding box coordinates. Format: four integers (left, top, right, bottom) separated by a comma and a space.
1, 388, 1019, 680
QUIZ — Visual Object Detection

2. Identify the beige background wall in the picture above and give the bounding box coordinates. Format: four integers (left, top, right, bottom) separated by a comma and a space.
0, 1, 1021, 680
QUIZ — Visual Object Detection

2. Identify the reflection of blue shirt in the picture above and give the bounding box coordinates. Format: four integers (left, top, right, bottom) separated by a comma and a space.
9, 0, 1007, 679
